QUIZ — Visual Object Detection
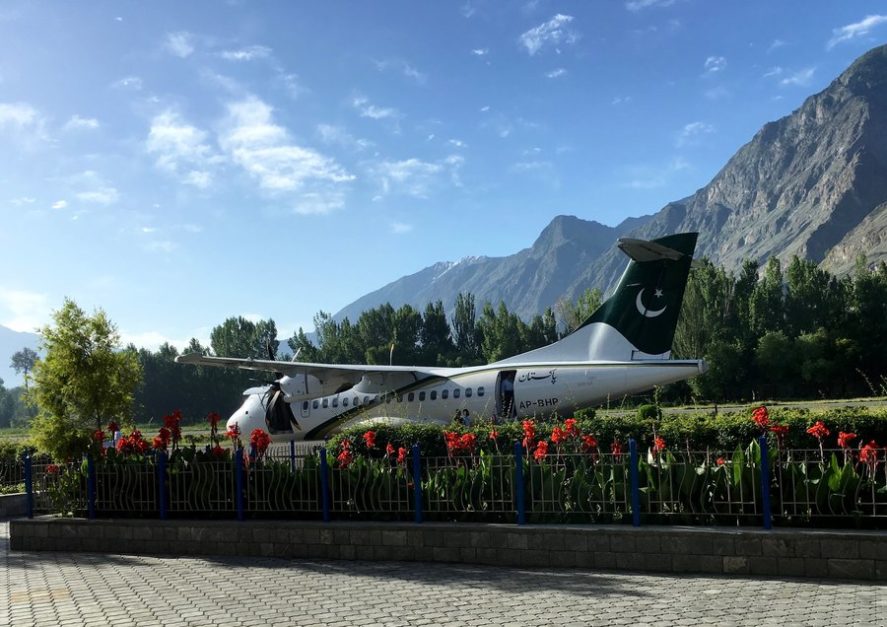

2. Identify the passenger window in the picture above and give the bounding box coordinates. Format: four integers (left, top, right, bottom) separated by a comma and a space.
353, 397, 359, 406
322, 399, 329, 408
454, 389, 461, 399
419, 391, 426, 401
313, 400, 319, 409
441, 389, 449, 400
478, 387, 485, 397
332, 398, 338, 408
408, 392, 415, 402
465, 388, 473, 398
430, 391, 437, 401
364, 396, 370, 405
343, 397, 349, 407
302, 401, 309, 411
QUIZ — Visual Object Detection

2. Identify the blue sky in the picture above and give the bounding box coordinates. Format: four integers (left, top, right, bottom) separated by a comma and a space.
1, 0, 886, 353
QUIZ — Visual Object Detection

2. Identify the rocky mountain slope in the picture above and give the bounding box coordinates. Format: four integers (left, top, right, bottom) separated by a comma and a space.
336, 44, 887, 321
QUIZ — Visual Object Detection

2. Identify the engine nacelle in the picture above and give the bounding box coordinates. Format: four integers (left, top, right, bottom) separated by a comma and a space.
278, 373, 346, 401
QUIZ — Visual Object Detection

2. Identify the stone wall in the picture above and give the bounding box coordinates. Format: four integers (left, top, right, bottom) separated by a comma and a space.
0, 494, 27, 518
10, 518, 886, 581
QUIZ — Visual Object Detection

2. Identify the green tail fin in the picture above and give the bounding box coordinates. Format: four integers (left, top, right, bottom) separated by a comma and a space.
583, 232, 697, 356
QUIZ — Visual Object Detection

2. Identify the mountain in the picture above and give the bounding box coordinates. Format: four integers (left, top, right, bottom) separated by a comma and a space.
335, 45, 887, 322
334, 215, 650, 322
0, 325, 40, 388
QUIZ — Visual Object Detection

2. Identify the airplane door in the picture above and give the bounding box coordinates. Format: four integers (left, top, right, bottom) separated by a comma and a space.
495, 370, 517, 420
300, 400, 311, 420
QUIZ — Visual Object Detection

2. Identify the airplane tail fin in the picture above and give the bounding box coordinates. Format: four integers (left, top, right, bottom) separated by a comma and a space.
496, 232, 698, 364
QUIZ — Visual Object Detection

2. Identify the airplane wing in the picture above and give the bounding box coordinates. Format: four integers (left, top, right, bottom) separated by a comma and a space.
174, 353, 447, 392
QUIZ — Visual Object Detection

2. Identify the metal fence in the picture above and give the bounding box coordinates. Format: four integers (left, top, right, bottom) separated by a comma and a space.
20, 437, 887, 528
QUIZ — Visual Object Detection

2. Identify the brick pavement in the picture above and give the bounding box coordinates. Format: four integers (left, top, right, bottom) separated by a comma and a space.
1, 522, 885, 626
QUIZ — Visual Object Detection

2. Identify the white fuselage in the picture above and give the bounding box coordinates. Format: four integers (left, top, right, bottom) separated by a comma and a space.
226, 359, 705, 441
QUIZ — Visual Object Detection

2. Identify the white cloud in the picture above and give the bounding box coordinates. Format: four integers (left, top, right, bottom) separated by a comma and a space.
76, 187, 119, 205
10, 196, 36, 206
471, 48, 489, 56
624, 157, 689, 189
612, 95, 632, 105
763, 66, 783, 78
113, 76, 143, 90
0, 102, 39, 128
780, 67, 815, 87
164, 31, 195, 58
546, 68, 567, 78
676, 121, 714, 147
316, 124, 372, 151
64, 115, 99, 131
703, 56, 726, 74
767, 39, 786, 53
220, 45, 272, 61
51, 200, 67, 210
827, 15, 887, 50
352, 95, 398, 120
625, 0, 677, 11
519, 14, 580, 56
293, 190, 346, 215
704, 86, 730, 100
390, 222, 413, 234
461, 2, 476, 18
144, 240, 176, 253
374, 59, 427, 85
0, 288, 51, 332
219, 96, 354, 192
480, 105, 491, 112
146, 111, 218, 188
448, 139, 467, 148
368, 158, 445, 198
141, 226, 157, 233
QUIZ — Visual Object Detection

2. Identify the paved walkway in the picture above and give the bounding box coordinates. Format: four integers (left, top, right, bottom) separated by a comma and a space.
1, 522, 885, 627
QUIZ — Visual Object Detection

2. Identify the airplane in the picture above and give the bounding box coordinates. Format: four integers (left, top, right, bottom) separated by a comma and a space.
175, 232, 706, 441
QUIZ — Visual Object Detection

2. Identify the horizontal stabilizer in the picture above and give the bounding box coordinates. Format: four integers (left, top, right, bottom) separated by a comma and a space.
618, 238, 685, 262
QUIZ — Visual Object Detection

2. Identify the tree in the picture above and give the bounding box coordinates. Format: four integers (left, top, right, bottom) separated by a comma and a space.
10, 347, 38, 389
30, 299, 142, 459
451, 292, 482, 364
210, 316, 279, 359
556, 288, 602, 336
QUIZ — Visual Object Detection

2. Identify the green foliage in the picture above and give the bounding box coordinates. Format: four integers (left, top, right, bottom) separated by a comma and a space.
637, 404, 660, 421
29, 299, 142, 460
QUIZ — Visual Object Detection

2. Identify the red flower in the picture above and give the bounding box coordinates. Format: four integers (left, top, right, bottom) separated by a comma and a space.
362, 430, 377, 449
489, 429, 499, 441
107, 421, 119, 433
397, 446, 408, 465
152, 436, 166, 450
46, 464, 59, 475
226, 424, 241, 440
716, 457, 726, 466
207, 412, 221, 428
385, 442, 395, 457
249, 428, 271, 456
92, 430, 105, 443
116, 429, 149, 455
459, 433, 477, 452
336, 448, 354, 468
522, 420, 536, 449
581, 434, 598, 452
768, 424, 789, 438
210, 445, 226, 459
652, 436, 667, 453
752, 406, 770, 430
837, 431, 857, 449
806, 421, 830, 440
563, 418, 579, 438
859, 440, 879, 464
610, 440, 624, 458
339, 438, 352, 451
533, 440, 549, 462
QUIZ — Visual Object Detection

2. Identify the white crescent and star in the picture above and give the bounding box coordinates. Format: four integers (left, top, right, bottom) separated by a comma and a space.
635, 288, 667, 318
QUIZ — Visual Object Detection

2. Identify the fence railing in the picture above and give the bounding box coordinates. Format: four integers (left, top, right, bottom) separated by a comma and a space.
21, 436, 887, 528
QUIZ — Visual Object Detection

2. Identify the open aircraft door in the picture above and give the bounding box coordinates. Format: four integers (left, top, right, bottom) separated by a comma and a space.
495, 370, 517, 420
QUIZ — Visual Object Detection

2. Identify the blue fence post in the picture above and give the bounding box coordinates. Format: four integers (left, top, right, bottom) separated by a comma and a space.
759, 435, 772, 530
87, 455, 96, 520
319, 448, 331, 523
629, 438, 641, 527
514, 441, 526, 525
234, 447, 245, 521
157, 450, 167, 520
24, 453, 33, 519
411, 444, 423, 524
289, 440, 296, 473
